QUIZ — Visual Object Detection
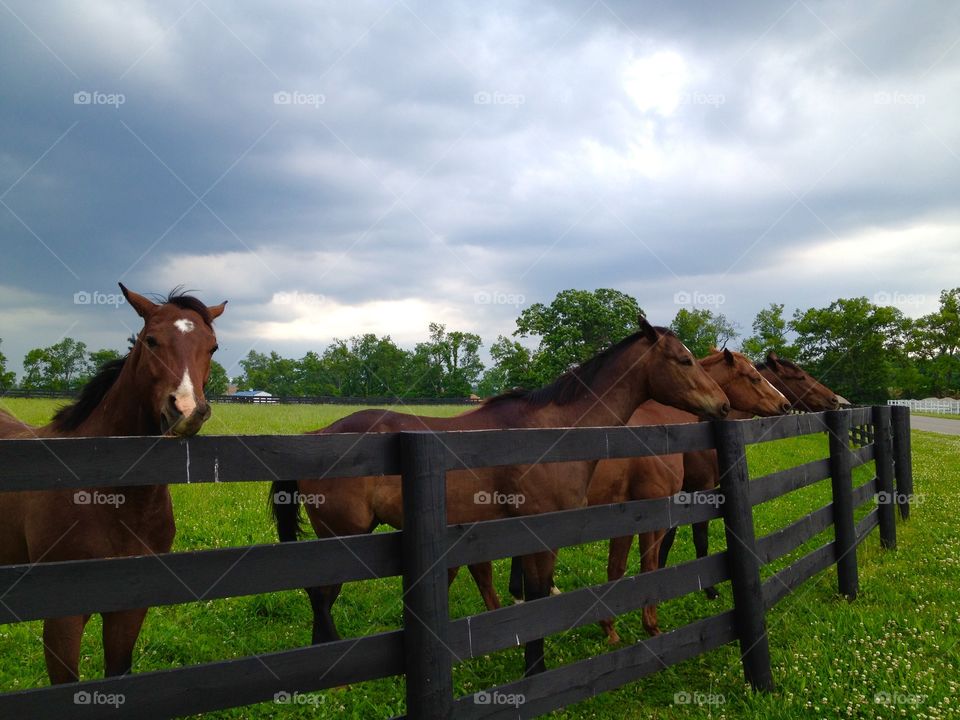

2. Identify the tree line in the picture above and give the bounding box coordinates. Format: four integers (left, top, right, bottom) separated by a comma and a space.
2, 288, 957, 404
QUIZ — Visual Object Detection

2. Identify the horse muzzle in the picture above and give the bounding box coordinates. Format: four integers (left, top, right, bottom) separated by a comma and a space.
161, 399, 211, 437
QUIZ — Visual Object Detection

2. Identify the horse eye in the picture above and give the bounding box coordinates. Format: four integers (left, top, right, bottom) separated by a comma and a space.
679, 357, 694, 366
145, 335, 158, 348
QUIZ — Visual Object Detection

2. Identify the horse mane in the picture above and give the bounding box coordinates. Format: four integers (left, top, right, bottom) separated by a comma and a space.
51, 289, 214, 431
755, 356, 800, 372
484, 327, 670, 408
153, 287, 215, 326
50, 358, 126, 431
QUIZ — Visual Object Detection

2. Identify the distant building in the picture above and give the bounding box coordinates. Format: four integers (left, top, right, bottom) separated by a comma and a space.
233, 390, 273, 398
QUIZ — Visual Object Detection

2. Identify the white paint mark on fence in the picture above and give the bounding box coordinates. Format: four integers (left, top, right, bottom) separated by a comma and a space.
467, 616, 474, 658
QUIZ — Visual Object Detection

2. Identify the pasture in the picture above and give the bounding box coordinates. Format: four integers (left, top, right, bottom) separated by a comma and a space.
0, 399, 956, 718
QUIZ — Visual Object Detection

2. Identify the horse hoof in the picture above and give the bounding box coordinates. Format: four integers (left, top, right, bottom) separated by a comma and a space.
549, 585, 561, 596
513, 597, 525, 605
705, 588, 719, 600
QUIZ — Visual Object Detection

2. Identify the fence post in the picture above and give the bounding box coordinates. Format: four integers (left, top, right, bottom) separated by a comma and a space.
714, 419, 774, 691
826, 410, 858, 600
890, 406, 914, 520
872, 405, 897, 550
400, 432, 453, 718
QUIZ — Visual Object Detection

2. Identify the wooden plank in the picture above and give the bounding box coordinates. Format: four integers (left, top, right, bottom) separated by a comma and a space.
0, 433, 399, 491
762, 541, 837, 609
749, 459, 831, 505
400, 432, 454, 717
890, 406, 914, 520
872, 406, 896, 548
827, 411, 858, 600
854, 508, 880, 546
0, 631, 403, 719
851, 477, 878, 510
739, 412, 828, 444
446, 553, 729, 660
451, 611, 737, 719
850, 444, 875, 468
445, 495, 722, 568
438, 423, 714, 470
756, 503, 834, 565
848, 407, 874, 426
0, 533, 401, 624
713, 419, 773, 691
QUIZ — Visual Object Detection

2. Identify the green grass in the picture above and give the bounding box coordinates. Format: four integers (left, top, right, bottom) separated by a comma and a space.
913, 411, 960, 421
0, 400, 957, 719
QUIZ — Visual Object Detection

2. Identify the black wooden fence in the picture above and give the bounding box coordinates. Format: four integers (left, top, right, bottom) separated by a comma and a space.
0, 406, 914, 718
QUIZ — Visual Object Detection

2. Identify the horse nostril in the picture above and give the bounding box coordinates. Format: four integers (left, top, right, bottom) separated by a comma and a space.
720, 402, 730, 417
781, 402, 791, 413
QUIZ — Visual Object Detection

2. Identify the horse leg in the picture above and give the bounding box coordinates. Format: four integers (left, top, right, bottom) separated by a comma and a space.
508, 556, 524, 603
307, 584, 343, 644
43, 614, 89, 683
692, 520, 719, 599
102, 608, 148, 676
467, 562, 501, 611
598, 535, 631, 645
639, 530, 664, 636
658, 524, 678, 568
521, 551, 554, 676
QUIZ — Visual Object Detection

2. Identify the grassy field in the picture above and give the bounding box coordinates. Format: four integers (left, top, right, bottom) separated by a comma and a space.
0, 398, 957, 719
914, 411, 960, 421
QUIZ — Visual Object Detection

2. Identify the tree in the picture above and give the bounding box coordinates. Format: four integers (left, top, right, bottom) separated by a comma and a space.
791, 297, 909, 403
514, 289, 643, 386
204, 360, 229, 396
0, 340, 15, 390
908, 288, 960, 397
235, 351, 299, 396
20, 338, 90, 391
409, 324, 484, 397
478, 336, 538, 396
740, 303, 792, 362
669, 308, 739, 358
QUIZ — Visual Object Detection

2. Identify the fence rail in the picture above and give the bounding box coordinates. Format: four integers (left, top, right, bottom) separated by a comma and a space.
889, 398, 960, 414
0, 406, 914, 719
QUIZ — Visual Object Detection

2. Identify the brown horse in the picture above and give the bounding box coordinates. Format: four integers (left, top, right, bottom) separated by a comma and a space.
497, 349, 788, 641
756, 352, 839, 411
592, 349, 788, 643
271, 318, 730, 675
0, 285, 225, 683
657, 353, 839, 597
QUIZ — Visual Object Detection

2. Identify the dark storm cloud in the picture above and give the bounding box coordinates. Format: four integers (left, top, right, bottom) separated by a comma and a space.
1, 0, 958, 374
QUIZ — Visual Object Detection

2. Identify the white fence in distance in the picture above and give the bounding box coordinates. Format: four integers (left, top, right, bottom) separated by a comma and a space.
888, 398, 960, 414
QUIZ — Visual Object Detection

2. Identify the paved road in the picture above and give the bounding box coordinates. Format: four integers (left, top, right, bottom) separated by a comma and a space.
911, 415, 960, 435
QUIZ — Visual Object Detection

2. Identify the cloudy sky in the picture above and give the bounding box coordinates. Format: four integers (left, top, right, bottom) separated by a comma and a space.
1, 1, 958, 377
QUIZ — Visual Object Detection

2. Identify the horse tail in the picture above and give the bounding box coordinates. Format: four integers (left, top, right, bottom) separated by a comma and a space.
270, 480, 304, 542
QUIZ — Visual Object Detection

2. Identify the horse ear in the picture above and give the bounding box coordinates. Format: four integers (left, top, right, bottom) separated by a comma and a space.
208, 301, 228, 320
723, 348, 735, 365
118, 283, 157, 319
766, 351, 780, 367
638, 314, 659, 343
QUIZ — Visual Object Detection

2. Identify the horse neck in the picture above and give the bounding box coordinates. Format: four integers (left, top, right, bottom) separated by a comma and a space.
554, 337, 655, 427
52, 357, 160, 438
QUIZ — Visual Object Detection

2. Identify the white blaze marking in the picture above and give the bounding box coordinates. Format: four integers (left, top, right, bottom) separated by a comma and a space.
762, 376, 788, 403
173, 369, 197, 416
174, 318, 195, 333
